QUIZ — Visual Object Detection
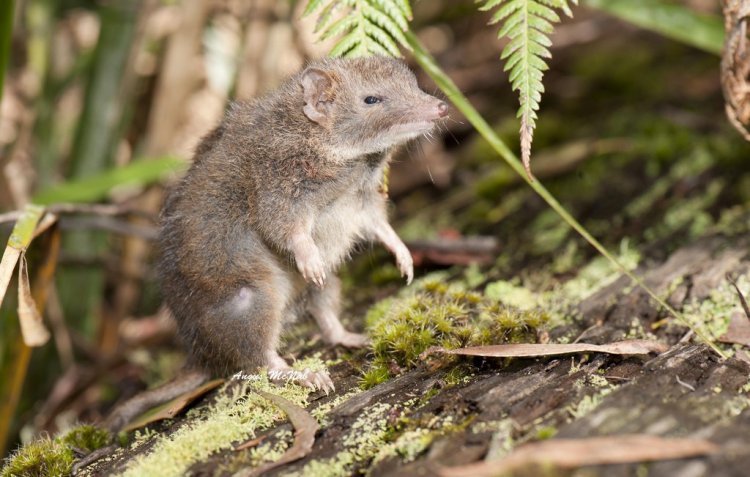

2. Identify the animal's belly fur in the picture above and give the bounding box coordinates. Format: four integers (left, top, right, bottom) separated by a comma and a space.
313, 196, 370, 272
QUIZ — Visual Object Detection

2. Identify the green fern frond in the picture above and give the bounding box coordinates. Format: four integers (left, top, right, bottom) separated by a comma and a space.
304, 0, 412, 58
479, 0, 576, 177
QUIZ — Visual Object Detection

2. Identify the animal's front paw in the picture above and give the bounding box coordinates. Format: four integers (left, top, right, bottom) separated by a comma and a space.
269, 367, 335, 394
296, 249, 327, 287
394, 243, 414, 285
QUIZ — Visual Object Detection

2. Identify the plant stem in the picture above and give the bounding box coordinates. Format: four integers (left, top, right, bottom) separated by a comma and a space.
405, 31, 727, 359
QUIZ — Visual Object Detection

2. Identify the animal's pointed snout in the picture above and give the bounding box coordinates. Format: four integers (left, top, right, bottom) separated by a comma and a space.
437, 101, 448, 117
415, 95, 449, 121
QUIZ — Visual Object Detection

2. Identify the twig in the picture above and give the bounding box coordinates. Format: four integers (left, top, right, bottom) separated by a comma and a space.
407, 236, 498, 266
406, 236, 498, 255
58, 216, 157, 240
675, 375, 696, 392
72, 445, 118, 475
726, 273, 750, 319
572, 323, 601, 344
0, 204, 155, 226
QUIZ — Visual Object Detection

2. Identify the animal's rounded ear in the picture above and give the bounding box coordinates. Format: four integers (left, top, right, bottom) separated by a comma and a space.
300, 67, 335, 125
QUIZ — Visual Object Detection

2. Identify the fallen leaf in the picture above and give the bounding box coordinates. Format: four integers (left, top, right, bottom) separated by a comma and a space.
0, 247, 21, 311
123, 379, 224, 432
421, 340, 668, 360
735, 348, 750, 365
235, 389, 319, 477
718, 311, 750, 348
438, 434, 719, 477
17, 255, 50, 346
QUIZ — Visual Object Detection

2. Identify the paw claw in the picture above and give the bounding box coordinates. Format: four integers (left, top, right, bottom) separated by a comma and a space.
394, 244, 414, 286
297, 250, 327, 287
269, 367, 334, 394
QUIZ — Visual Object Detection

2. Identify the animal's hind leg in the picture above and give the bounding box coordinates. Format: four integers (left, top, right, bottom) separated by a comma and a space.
307, 275, 369, 348
216, 282, 335, 392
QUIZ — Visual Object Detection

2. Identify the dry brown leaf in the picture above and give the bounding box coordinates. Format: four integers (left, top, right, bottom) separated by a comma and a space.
719, 310, 750, 348
0, 247, 22, 312
421, 339, 668, 360
17, 255, 50, 346
235, 389, 319, 477
735, 348, 750, 365
123, 379, 224, 432
438, 434, 719, 477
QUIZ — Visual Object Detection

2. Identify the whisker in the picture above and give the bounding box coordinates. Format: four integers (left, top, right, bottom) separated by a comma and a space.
445, 116, 465, 126
437, 121, 460, 146
414, 137, 435, 185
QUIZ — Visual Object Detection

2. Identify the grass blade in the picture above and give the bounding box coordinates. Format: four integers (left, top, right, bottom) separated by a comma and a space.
583, 0, 723, 56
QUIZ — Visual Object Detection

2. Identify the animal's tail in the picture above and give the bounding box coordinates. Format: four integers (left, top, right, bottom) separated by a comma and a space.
103, 368, 209, 432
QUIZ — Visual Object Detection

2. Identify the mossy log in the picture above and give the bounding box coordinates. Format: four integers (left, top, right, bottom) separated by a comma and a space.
68, 228, 750, 477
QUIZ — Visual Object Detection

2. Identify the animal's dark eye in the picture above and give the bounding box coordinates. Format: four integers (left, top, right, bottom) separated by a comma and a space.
364, 96, 382, 105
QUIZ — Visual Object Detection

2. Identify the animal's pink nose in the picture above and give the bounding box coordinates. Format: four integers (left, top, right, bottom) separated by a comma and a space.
437, 101, 448, 117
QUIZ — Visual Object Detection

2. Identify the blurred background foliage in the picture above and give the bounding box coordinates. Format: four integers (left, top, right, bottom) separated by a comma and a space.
0, 0, 742, 461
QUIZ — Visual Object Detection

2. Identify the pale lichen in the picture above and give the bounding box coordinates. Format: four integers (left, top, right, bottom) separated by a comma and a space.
567, 374, 617, 420
246, 429, 292, 466
311, 389, 364, 426
680, 273, 749, 343
115, 362, 319, 477
283, 402, 396, 477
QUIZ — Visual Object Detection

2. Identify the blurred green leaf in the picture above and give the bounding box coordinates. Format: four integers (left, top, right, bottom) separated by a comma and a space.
68, 2, 140, 178
0, 0, 14, 100
584, 0, 723, 56
33, 156, 185, 205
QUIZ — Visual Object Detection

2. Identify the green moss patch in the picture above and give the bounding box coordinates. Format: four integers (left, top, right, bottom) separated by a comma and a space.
363, 275, 550, 388
1, 425, 111, 477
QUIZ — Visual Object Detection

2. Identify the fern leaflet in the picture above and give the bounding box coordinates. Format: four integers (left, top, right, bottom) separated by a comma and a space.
305, 0, 412, 58
479, 0, 576, 177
